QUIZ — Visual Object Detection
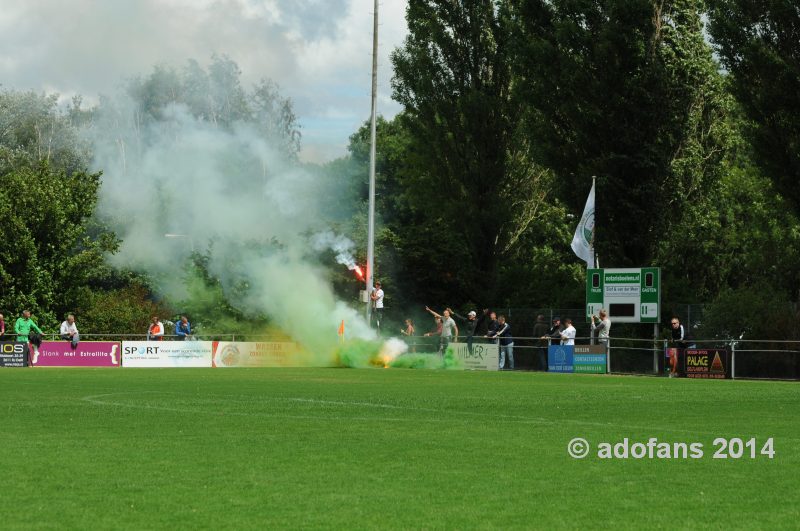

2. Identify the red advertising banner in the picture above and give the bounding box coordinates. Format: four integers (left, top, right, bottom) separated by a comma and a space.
32, 341, 121, 367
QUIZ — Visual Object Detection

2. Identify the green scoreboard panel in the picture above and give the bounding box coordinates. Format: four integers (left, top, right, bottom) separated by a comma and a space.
586, 268, 660, 323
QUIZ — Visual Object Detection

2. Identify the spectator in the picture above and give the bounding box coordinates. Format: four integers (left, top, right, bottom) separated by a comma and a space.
175, 315, 192, 341
370, 281, 384, 332
401, 319, 416, 352
669, 317, 694, 378
0, 313, 5, 338
60, 314, 80, 349
590, 309, 611, 350
547, 316, 563, 346
147, 316, 164, 341
488, 314, 514, 370
560, 318, 576, 345
486, 311, 499, 338
425, 306, 458, 355
423, 316, 443, 352
15, 310, 43, 360
532, 314, 550, 371
453, 309, 487, 355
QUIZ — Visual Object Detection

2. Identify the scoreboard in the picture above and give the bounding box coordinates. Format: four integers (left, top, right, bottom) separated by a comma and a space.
586, 268, 660, 323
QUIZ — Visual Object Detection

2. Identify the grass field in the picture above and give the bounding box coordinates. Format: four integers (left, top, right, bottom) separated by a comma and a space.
1, 367, 798, 529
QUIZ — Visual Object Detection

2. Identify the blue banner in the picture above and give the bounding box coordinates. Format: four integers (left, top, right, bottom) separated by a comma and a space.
548, 345, 574, 373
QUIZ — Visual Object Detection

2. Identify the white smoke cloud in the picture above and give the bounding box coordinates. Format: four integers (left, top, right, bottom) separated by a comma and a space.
90, 100, 375, 360
311, 231, 357, 270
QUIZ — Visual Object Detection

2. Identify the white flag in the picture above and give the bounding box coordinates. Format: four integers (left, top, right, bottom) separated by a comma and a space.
571, 181, 595, 265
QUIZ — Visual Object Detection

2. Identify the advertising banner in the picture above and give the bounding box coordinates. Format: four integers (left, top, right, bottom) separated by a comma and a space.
548, 344, 607, 374
32, 341, 120, 367
212, 341, 301, 367
548, 345, 574, 373
449, 342, 499, 371
122, 341, 213, 368
574, 345, 607, 374
0, 341, 29, 367
684, 348, 731, 379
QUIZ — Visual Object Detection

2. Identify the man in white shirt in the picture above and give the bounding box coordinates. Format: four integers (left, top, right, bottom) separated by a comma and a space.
371, 281, 385, 332
60, 314, 80, 349
560, 318, 576, 346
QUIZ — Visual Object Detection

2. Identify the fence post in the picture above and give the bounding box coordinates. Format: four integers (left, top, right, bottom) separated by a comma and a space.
731, 340, 736, 380
653, 323, 659, 375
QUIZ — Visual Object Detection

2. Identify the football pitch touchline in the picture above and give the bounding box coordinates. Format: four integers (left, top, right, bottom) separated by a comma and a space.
78, 391, 796, 440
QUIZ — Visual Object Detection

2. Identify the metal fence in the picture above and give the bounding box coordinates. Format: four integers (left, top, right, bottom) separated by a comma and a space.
18, 329, 800, 380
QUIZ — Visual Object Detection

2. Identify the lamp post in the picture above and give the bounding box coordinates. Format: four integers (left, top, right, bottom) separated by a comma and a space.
366, 0, 379, 324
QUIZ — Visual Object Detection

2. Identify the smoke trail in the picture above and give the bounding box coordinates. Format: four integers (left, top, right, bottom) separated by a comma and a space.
311, 231, 358, 271
89, 98, 376, 362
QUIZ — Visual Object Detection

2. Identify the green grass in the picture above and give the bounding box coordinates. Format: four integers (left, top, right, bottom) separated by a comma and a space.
0, 368, 798, 529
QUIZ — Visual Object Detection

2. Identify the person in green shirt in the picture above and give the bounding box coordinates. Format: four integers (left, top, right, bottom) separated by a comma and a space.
15, 310, 43, 360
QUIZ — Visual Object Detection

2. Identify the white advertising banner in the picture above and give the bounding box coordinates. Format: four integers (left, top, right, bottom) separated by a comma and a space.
450, 341, 499, 371
212, 341, 301, 367
122, 341, 213, 368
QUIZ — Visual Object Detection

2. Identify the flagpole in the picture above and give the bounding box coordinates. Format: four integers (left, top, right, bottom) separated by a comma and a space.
592, 175, 597, 268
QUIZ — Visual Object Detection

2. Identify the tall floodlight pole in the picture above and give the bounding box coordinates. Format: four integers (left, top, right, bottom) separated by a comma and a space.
366, 0, 379, 324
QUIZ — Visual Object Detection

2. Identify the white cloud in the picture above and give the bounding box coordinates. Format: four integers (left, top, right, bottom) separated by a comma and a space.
0, 0, 408, 162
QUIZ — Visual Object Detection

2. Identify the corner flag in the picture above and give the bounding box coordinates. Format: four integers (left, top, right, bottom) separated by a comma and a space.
571, 180, 595, 266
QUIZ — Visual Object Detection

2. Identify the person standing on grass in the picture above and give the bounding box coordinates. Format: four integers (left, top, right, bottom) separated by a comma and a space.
147, 316, 164, 341
15, 310, 43, 361
371, 281, 384, 332
401, 319, 416, 352
60, 314, 80, 349
453, 309, 486, 355
532, 314, 550, 371
669, 317, 693, 378
486, 311, 499, 338
423, 316, 443, 352
547, 316, 563, 346
560, 318, 576, 346
591, 309, 611, 350
488, 315, 514, 370
425, 306, 458, 355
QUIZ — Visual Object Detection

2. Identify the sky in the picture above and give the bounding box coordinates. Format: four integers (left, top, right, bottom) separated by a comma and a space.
0, 0, 408, 163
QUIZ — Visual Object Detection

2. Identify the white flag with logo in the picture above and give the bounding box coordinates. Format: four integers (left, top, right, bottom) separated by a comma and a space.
571, 181, 595, 265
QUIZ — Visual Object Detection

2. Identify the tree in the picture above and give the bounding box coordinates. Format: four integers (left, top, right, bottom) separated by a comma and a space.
510, 0, 735, 268
391, 0, 551, 305
0, 153, 117, 329
707, 0, 800, 209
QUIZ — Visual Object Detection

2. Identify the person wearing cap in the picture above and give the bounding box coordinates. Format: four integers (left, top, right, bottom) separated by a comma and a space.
533, 314, 550, 371
452, 308, 487, 355
370, 281, 384, 332
546, 316, 563, 347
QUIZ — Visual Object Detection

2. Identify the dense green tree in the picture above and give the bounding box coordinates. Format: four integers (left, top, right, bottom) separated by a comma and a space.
0, 153, 117, 330
390, 0, 552, 306
510, 0, 734, 268
707, 0, 800, 209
